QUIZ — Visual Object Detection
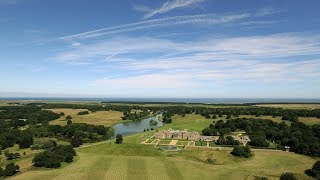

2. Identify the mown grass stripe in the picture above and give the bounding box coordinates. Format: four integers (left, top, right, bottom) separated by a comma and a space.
127, 158, 147, 180
161, 158, 183, 180
86, 156, 113, 180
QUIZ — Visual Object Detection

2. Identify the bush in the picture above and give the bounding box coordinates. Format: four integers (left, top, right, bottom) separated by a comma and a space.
279, 172, 297, 180
77, 111, 89, 115
206, 158, 216, 164
230, 146, 252, 158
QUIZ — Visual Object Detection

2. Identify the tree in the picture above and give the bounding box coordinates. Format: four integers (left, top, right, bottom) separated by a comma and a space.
71, 138, 83, 148
115, 134, 123, 144
66, 115, 72, 120
18, 131, 34, 149
305, 160, 320, 178
67, 119, 72, 125
280, 172, 297, 180
230, 146, 252, 158
225, 136, 240, 145
4, 163, 20, 176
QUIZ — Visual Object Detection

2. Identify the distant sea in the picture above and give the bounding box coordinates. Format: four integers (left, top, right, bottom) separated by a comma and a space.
1, 97, 320, 104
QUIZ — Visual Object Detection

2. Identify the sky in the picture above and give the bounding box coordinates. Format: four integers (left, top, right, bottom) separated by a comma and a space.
0, 0, 320, 98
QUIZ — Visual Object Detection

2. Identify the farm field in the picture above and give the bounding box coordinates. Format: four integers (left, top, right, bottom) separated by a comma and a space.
255, 103, 320, 109
9, 133, 318, 180
49, 108, 124, 126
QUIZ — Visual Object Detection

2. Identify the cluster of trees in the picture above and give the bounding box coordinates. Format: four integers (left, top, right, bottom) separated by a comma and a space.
162, 111, 173, 124
230, 146, 252, 158
202, 117, 320, 157
77, 111, 89, 115
0, 163, 20, 177
149, 120, 158, 126
32, 145, 76, 168
121, 110, 150, 120
0, 129, 34, 150
28, 123, 114, 143
4, 151, 20, 160
0, 106, 61, 125
216, 136, 240, 146
33, 102, 320, 126
305, 160, 320, 179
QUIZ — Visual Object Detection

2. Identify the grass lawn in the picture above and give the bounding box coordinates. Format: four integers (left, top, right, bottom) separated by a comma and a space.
9, 133, 318, 180
158, 114, 213, 133
195, 141, 207, 146
176, 141, 189, 146
298, 117, 320, 125
159, 140, 172, 145
49, 108, 123, 126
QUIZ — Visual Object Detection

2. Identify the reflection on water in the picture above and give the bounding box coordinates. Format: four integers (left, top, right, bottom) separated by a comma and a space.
113, 114, 163, 137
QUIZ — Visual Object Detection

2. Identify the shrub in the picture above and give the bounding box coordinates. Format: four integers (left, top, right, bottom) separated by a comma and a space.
206, 158, 216, 164
279, 172, 297, 180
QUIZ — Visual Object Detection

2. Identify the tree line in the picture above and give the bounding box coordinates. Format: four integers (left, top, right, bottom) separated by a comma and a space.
202, 117, 320, 157
37, 103, 320, 120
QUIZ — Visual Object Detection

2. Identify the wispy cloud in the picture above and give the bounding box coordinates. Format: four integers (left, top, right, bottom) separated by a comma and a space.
135, 0, 206, 19
51, 32, 320, 90
60, 9, 275, 41
54, 33, 320, 63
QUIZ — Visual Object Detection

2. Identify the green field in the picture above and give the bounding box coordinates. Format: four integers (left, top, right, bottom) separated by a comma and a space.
3, 105, 320, 179
158, 114, 213, 133
9, 133, 318, 180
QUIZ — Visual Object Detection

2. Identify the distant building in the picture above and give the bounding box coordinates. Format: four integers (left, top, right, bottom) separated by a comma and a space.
284, 146, 290, 152
198, 136, 219, 142
155, 129, 250, 145
155, 129, 200, 141
231, 135, 251, 146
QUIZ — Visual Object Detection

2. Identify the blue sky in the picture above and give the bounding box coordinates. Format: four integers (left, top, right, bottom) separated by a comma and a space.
0, 0, 320, 98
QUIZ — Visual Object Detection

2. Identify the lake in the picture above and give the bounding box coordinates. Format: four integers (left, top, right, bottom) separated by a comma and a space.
113, 114, 163, 137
